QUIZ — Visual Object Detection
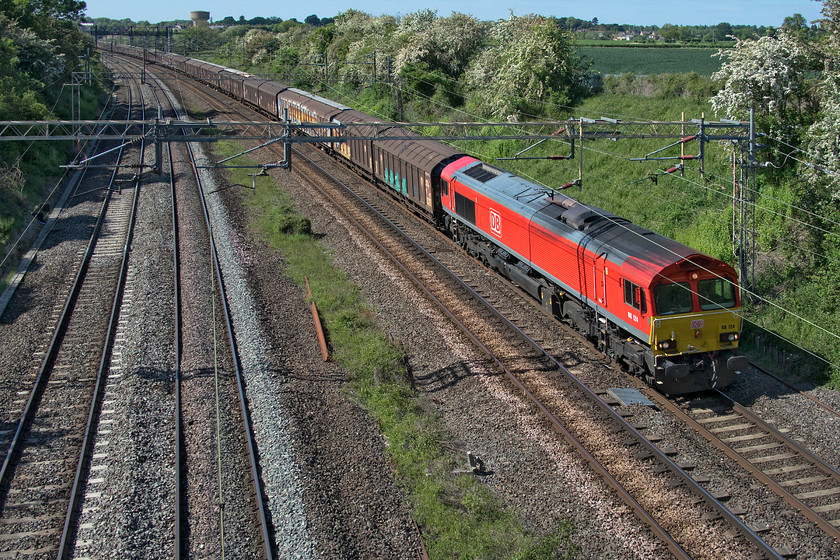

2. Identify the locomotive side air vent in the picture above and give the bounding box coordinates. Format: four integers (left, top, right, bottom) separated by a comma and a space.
463, 163, 503, 183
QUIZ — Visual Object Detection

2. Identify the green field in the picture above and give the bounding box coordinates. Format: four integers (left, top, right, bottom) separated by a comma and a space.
577, 46, 724, 75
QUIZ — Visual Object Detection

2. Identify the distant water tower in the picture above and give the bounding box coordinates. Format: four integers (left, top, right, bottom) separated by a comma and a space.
190, 11, 210, 27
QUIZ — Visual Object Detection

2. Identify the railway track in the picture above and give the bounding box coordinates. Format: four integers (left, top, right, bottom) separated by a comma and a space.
142, 65, 434, 558
146, 64, 794, 557
0, 52, 280, 558
651, 388, 840, 542
95, 53, 840, 558
749, 361, 840, 419
180, 126, 275, 560
283, 145, 784, 559
0, 75, 143, 558
102, 55, 275, 558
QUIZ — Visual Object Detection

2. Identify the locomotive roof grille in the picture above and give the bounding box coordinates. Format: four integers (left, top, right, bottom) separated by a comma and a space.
463, 163, 504, 183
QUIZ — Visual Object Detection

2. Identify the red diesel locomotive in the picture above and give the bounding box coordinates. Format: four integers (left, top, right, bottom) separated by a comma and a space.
439, 156, 748, 394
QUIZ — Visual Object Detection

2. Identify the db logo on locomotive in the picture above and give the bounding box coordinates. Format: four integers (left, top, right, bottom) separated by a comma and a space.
489, 209, 502, 238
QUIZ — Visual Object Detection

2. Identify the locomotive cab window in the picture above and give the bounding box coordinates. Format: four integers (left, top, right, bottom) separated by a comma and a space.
698, 277, 736, 310
441, 179, 449, 197
653, 282, 692, 316
623, 280, 647, 313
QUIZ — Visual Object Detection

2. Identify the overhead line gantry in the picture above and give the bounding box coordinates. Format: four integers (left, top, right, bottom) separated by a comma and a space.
0, 113, 762, 292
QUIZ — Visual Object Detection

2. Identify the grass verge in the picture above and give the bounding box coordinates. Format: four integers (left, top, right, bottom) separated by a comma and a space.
211, 139, 578, 559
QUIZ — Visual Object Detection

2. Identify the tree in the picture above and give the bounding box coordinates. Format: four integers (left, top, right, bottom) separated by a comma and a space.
661, 24, 681, 43
0, 14, 51, 120
465, 14, 587, 119
396, 10, 485, 78
803, 0, 840, 198
176, 25, 219, 53
242, 28, 275, 62
309, 25, 332, 52
715, 22, 733, 40
710, 31, 814, 127
304, 14, 320, 26
0, 0, 86, 24
782, 13, 808, 31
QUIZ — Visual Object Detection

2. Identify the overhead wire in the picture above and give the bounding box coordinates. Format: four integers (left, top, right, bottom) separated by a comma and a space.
764, 133, 840, 175
509, 166, 840, 368
321, 68, 839, 245
186, 48, 840, 372
482, 151, 840, 372
352, 72, 840, 271
385, 80, 840, 367
702, 168, 840, 240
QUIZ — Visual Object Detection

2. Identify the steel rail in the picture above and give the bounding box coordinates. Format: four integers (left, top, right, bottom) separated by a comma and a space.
749, 361, 840, 418
142, 55, 779, 558
184, 138, 275, 560
57, 63, 147, 560
139, 60, 186, 560
125, 57, 272, 559
648, 387, 840, 544
289, 147, 695, 560
292, 144, 791, 559
171, 139, 184, 558
163, 97, 184, 560
0, 89, 133, 509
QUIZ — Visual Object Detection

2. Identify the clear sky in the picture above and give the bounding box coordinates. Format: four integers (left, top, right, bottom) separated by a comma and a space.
83, 0, 825, 28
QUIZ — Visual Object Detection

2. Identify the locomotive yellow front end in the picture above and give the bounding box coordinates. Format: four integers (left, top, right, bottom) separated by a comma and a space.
646, 270, 749, 395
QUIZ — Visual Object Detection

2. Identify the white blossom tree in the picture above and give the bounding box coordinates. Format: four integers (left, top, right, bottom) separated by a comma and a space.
243, 28, 276, 64
709, 30, 814, 126
331, 10, 397, 85
803, 0, 840, 200
465, 13, 584, 120
395, 10, 485, 78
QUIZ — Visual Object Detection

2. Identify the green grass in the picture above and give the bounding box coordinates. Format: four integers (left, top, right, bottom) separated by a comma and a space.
576, 39, 736, 48
211, 139, 578, 559
577, 46, 724, 75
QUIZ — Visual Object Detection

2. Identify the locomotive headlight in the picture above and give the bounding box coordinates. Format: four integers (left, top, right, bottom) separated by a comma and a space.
694, 329, 703, 338
657, 339, 675, 350
719, 332, 739, 343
